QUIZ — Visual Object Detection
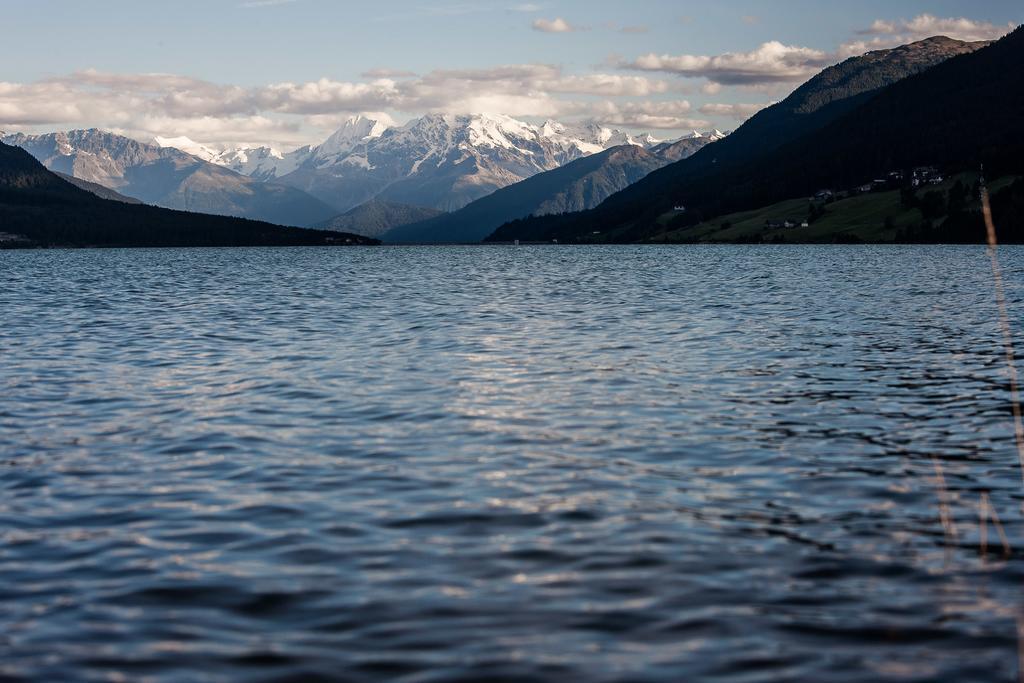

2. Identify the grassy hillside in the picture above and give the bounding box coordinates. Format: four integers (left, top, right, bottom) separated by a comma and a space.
654, 173, 1021, 243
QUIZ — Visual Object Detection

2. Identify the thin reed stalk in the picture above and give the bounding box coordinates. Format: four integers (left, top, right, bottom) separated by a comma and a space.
981, 182, 1024, 485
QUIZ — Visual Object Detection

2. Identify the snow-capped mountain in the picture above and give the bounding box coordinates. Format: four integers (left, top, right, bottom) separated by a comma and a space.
383, 136, 715, 244
538, 120, 662, 155
143, 114, 720, 215
214, 146, 312, 183
152, 136, 312, 183
674, 129, 730, 142
152, 136, 220, 162
261, 113, 669, 213
3, 129, 336, 227
311, 114, 391, 168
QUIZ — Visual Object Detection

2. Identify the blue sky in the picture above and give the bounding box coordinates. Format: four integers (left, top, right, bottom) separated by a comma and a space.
0, 0, 1019, 148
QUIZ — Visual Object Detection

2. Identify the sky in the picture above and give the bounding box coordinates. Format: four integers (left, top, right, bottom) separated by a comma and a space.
0, 0, 1019, 150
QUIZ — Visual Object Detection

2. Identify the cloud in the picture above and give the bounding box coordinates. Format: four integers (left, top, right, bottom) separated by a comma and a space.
8, 12, 1011, 150
741, 15, 760, 25
581, 100, 708, 130
858, 14, 1015, 42
698, 102, 772, 121
532, 17, 577, 33
620, 41, 831, 85
618, 15, 1014, 90
834, 14, 1016, 59
305, 110, 396, 132
619, 25, 649, 35
114, 115, 301, 147
0, 63, 689, 146
543, 74, 672, 97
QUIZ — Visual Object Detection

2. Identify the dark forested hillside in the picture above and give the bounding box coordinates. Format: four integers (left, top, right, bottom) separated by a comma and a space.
488, 34, 1007, 244
54, 172, 143, 204
0, 142, 377, 248
316, 200, 444, 239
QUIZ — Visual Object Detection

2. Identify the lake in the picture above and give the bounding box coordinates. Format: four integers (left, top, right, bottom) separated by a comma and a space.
3, 244, 1024, 682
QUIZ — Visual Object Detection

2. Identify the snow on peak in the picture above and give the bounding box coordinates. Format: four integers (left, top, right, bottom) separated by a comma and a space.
463, 113, 539, 151
627, 132, 662, 147
669, 129, 729, 143
217, 146, 285, 166
153, 136, 220, 162
200, 113, 689, 188
316, 114, 394, 162
216, 145, 309, 180
535, 121, 662, 153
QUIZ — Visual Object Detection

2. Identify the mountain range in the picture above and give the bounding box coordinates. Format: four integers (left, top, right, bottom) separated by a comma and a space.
267, 114, 676, 214
3, 115, 699, 233
0, 141, 374, 248
8, 30, 1013, 248
383, 136, 713, 243
488, 34, 1002, 243
0, 130, 336, 227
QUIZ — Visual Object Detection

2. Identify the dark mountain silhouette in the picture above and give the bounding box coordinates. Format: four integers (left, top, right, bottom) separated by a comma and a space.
54, 172, 142, 204
0, 142, 376, 248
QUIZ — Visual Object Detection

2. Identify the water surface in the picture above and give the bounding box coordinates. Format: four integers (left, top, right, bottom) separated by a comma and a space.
3, 245, 1024, 682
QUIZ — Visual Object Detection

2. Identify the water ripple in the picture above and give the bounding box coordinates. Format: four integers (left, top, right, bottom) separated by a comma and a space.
2, 244, 1024, 682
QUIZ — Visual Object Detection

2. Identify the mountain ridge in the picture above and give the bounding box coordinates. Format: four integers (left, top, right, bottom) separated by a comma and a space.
384, 135, 715, 243
487, 35, 996, 243
1, 129, 337, 227
0, 141, 376, 248
265, 113, 676, 214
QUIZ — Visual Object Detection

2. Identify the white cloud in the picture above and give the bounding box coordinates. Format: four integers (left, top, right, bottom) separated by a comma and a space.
620, 41, 832, 85
532, 17, 577, 33
0, 64, 689, 146
858, 14, 1015, 42
837, 14, 1016, 58
305, 110, 396, 132
258, 78, 401, 114
579, 100, 707, 130
114, 115, 302, 148
619, 15, 1015, 89
698, 102, 772, 121
10, 14, 1007, 148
